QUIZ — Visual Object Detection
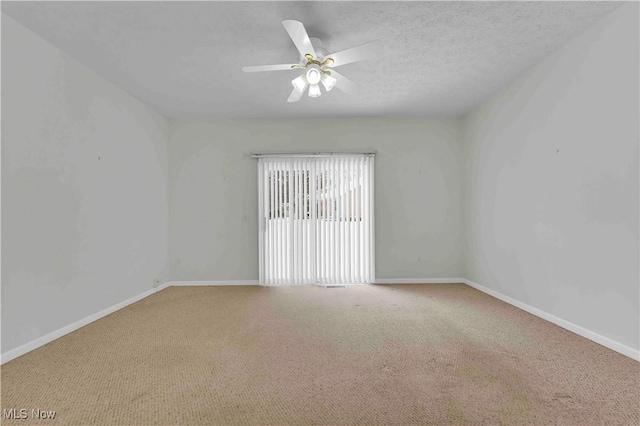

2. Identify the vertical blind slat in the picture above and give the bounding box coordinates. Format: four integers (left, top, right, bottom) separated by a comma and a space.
338, 157, 343, 283
348, 157, 353, 283
320, 159, 330, 283
265, 161, 270, 285
303, 159, 308, 283
320, 159, 331, 283
302, 160, 313, 284
277, 165, 282, 284
341, 157, 347, 283
268, 161, 274, 285
288, 160, 293, 285
258, 160, 264, 284
318, 159, 322, 284
352, 157, 357, 283
295, 159, 300, 283
331, 158, 337, 283
310, 159, 316, 284
274, 164, 278, 284
365, 158, 371, 283
273, 164, 278, 284
357, 156, 363, 283
369, 157, 375, 282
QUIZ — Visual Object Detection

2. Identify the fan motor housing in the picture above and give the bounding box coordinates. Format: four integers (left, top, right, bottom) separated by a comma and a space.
308, 37, 329, 61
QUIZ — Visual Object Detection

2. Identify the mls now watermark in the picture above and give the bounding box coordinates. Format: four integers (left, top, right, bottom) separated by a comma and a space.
3, 408, 56, 420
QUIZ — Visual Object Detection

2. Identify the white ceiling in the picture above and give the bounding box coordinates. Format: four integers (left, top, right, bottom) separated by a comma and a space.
2, 1, 622, 119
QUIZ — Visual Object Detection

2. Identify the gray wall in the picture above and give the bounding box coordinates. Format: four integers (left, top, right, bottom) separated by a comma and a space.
169, 118, 464, 281
1, 15, 170, 353
462, 3, 639, 351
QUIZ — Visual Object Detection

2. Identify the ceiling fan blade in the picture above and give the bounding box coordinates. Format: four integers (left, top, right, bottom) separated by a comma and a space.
330, 70, 360, 96
282, 20, 317, 60
287, 86, 306, 103
325, 40, 383, 68
242, 64, 296, 73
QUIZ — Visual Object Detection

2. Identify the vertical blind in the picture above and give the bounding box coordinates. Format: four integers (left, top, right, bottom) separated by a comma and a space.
258, 155, 374, 286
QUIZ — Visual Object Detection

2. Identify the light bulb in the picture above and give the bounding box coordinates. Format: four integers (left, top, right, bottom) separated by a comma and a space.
306, 68, 321, 85
320, 73, 337, 92
308, 83, 321, 98
291, 74, 307, 93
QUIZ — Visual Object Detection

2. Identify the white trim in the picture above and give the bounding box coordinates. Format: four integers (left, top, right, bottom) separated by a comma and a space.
6, 278, 635, 364
168, 280, 259, 286
463, 279, 640, 362
1, 283, 171, 365
374, 278, 465, 284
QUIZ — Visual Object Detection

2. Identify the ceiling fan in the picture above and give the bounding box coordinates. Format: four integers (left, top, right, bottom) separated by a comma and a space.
242, 20, 382, 102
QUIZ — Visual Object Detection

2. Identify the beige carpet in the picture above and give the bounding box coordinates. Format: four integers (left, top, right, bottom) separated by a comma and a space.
1, 284, 638, 425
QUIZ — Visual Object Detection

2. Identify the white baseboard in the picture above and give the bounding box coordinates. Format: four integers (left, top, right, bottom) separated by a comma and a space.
463, 279, 640, 362
374, 278, 465, 284
5, 278, 637, 364
1, 283, 171, 365
168, 280, 259, 286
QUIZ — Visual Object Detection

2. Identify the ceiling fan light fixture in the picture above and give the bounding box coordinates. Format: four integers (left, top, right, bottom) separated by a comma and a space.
308, 83, 321, 97
306, 68, 322, 85
320, 73, 337, 92
291, 74, 307, 92
242, 20, 381, 102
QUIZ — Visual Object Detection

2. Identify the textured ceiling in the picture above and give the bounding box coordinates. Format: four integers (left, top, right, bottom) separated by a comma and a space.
2, 1, 622, 119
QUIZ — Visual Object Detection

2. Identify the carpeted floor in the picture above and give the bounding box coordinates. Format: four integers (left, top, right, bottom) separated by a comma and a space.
1, 284, 638, 425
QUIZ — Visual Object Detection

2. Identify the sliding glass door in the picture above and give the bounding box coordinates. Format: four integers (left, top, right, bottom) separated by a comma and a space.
258, 155, 374, 286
